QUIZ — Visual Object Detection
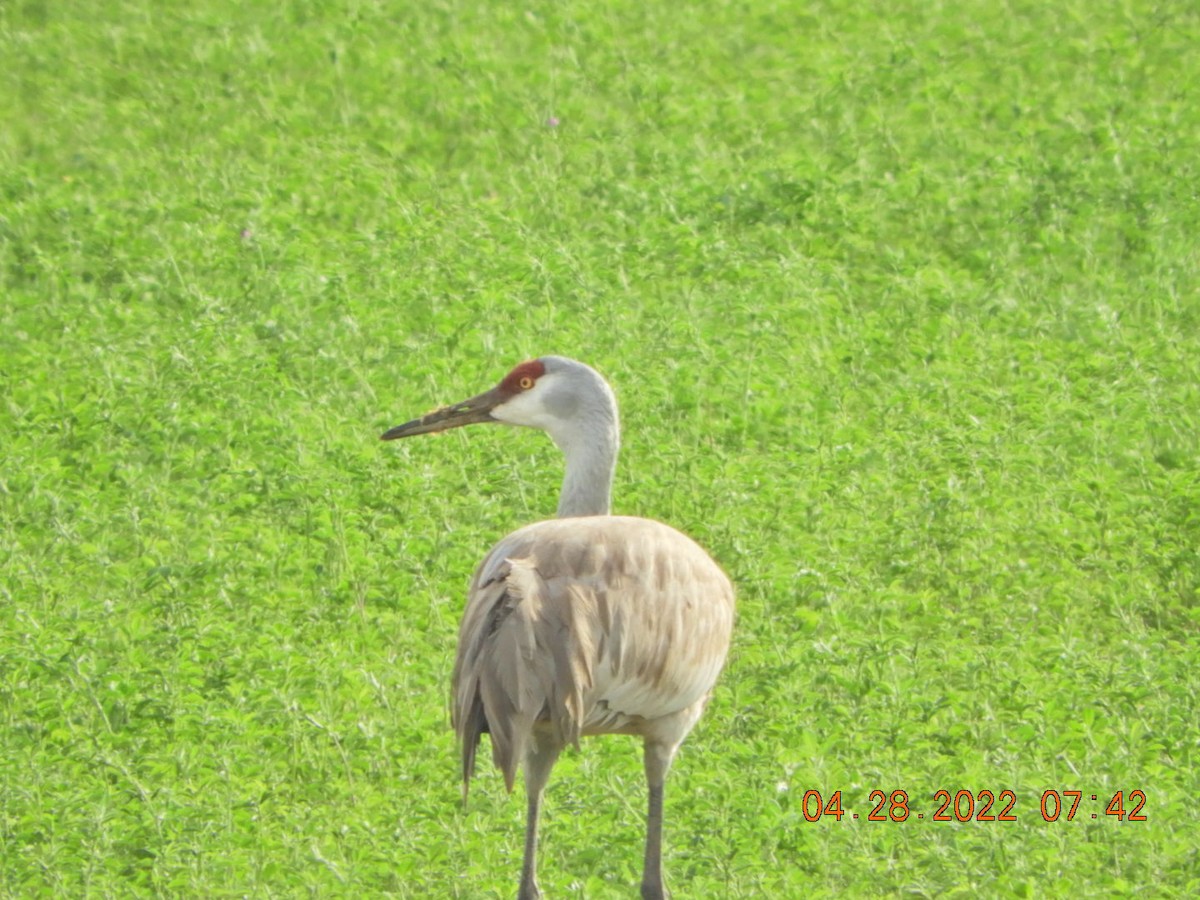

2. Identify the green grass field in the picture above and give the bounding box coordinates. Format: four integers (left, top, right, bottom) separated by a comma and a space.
3, 0, 1199, 896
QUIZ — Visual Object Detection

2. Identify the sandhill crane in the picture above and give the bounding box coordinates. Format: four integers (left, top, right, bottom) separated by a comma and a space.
381, 356, 735, 900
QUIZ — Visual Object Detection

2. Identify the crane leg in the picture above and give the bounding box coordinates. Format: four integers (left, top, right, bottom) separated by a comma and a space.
640, 740, 678, 900
517, 734, 561, 900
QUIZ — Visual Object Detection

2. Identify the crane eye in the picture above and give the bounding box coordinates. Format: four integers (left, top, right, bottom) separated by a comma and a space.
519, 376, 535, 390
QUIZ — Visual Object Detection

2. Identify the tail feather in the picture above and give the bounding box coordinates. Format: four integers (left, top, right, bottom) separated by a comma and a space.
453, 562, 536, 798
459, 689, 487, 804
454, 553, 592, 797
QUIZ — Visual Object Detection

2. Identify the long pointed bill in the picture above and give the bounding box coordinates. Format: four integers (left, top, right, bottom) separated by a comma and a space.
380, 385, 508, 440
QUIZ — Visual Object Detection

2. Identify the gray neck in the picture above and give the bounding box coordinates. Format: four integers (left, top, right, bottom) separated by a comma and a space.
553, 415, 619, 518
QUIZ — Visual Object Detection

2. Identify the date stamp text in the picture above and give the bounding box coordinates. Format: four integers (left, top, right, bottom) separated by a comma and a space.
797, 789, 1147, 823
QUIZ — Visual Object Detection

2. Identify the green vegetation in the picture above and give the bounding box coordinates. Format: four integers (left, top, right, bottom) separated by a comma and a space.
3, 0, 1198, 895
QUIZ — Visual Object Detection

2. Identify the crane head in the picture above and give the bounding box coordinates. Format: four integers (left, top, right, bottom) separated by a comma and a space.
380, 356, 617, 446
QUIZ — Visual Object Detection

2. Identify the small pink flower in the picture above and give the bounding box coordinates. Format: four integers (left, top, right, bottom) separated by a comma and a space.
546, 116, 560, 128
240, 228, 253, 241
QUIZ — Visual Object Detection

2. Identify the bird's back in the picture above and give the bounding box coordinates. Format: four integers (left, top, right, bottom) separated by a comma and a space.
452, 516, 735, 794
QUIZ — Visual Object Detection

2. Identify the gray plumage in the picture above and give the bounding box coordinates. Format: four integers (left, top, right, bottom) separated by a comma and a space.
382, 357, 735, 900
